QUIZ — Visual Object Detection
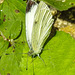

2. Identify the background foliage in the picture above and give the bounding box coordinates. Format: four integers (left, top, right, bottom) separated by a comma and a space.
0, 0, 75, 75
42, 0, 75, 11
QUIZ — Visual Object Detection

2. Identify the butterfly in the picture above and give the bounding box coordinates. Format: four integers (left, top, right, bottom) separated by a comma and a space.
26, 0, 54, 57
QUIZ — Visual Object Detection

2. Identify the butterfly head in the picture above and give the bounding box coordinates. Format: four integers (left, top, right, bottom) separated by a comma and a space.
28, 48, 42, 57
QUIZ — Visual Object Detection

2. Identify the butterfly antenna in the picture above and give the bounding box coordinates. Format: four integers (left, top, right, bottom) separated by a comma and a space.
32, 57, 35, 75
42, 48, 51, 51
37, 54, 46, 66
26, 53, 28, 70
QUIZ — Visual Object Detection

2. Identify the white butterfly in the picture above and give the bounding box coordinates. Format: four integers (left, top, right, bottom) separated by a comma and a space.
26, 1, 54, 56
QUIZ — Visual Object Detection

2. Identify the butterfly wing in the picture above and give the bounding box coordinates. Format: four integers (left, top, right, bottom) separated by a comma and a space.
31, 1, 54, 55
26, 1, 38, 50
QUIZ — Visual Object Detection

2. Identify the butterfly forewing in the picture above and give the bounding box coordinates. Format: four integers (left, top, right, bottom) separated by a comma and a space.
31, 1, 54, 55
26, 1, 38, 49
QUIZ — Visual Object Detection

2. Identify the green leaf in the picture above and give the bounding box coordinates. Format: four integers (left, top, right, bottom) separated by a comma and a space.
20, 31, 75, 75
41, 0, 75, 11
0, 42, 25, 75
0, 0, 26, 75
10, 21, 22, 39
0, 47, 20, 75
0, 0, 26, 40
0, 0, 75, 75
0, 36, 9, 56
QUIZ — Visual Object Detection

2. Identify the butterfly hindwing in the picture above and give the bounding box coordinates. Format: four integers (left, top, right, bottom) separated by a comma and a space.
31, 1, 54, 55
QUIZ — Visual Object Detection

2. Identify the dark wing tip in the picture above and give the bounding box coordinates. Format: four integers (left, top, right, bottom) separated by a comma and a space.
26, 1, 36, 13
